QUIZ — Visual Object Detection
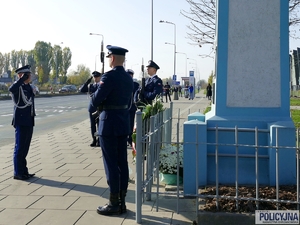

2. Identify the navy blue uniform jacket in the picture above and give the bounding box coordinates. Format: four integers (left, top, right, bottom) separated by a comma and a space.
9, 79, 35, 127
91, 66, 133, 136
80, 82, 98, 113
144, 75, 163, 101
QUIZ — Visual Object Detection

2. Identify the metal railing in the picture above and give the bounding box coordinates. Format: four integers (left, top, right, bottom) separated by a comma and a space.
135, 106, 180, 224
135, 109, 300, 223
195, 125, 299, 214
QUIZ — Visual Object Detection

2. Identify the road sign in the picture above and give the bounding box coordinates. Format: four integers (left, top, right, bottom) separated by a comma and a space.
173, 75, 177, 80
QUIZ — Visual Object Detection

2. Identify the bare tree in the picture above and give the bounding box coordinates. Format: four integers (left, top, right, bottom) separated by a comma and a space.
289, 0, 300, 39
181, 0, 300, 57
27, 50, 37, 76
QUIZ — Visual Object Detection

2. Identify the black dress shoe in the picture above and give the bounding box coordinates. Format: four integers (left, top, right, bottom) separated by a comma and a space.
97, 204, 120, 216
26, 173, 35, 178
13, 175, 29, 180
90, 138, 97, 147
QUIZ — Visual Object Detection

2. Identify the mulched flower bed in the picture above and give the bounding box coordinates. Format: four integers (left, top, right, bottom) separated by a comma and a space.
200, 186, 299, 213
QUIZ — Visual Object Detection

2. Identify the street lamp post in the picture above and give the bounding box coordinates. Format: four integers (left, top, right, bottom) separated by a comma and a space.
89, 33, 104, 74
151, 0, 154, 60
159, 20, 176, 80
176, 52, 187, 77
165, 42, 176, 83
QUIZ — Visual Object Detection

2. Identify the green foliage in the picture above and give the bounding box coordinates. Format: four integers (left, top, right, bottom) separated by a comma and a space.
51, 45, 63, 81
291, 109, 300, 127
0, 53, 4, 74
67, 64, 91, 85
0, 40, 73, 85
27, 50, 37, 76
208, 71, 214, 85
132, 132, 136, 144
10, 50, 19, 72
291, 98, 300, 126
203, 106, 211, 114
62, 47, 72, 78
161, 77, 173, 86
290, 98, 300, 106
4, 53, 10, 74
34, 41, 52, 83
19, 50, 27, 67
60, 75, 68, 84
131, 96, 166, 144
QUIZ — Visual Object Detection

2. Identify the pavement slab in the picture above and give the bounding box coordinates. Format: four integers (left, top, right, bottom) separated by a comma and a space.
0, 195, 43, 209
27, 209, 85, 225
28, 196, 79, 210
0, 208, 43, 225
0, 91, 211, 224
74, 210, 126, 225
29, 185, 75, 196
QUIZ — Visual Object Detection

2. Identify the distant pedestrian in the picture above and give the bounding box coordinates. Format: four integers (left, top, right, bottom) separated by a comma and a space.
206, 83, 212, 100
185, 85, 189, 98
9, 65, 36, 180
126, 69, 139, 147
188, 83, 194, 100
91, 45, 133, 216
79, 71, 101, 147
164, 82, 171, 102
178, 85, 182, 97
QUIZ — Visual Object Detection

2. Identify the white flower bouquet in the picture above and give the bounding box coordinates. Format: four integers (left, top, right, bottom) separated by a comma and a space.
159, 144, 184, 175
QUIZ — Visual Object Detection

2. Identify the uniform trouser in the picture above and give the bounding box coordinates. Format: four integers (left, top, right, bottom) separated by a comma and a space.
14, 125, 33, 176
100, 135, 129, 194
127, 111, 136, 146
89, 112, 99, 138
165, 92, 171, 102
189, 92, 194, 99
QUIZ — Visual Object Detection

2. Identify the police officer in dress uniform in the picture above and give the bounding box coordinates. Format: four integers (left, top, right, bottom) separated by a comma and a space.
9, 65, 36, 180
91, 45, 133, 216
79, 71, 101, 147
134, 60, 163, 105
126, 69, 140, 147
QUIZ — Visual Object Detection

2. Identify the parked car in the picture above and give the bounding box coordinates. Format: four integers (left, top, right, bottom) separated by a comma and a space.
58, 85, 77, 93
30, 84, 39, 95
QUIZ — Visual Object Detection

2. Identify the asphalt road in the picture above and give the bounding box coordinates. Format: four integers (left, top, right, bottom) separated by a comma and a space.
0, 94, 91, 147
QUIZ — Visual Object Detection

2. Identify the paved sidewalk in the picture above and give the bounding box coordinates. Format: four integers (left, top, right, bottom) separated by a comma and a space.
0, 91, 210, 225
